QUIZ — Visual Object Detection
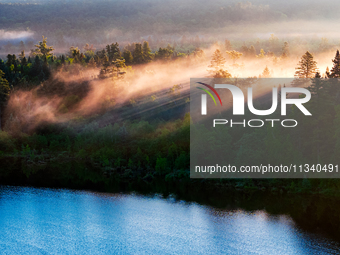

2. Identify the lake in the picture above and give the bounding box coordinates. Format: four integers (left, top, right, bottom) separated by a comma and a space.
0, 185, 339, 254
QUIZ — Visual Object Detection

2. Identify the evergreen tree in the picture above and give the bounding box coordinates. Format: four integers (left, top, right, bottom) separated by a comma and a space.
261, 66, 271, 78
308, 72, 323, 97
330, 50, 340, 78
102, 55, 110, 70
133, 44, 144, 64
106, 44, 112, 60
226, 50, 243, 64
110, 42, 121, 60
18, 51, 25, 63
32, 36, 54, 58
142, 41, 152, 62
281, 42, 290, 59
21, 57, 27, 66
295, 51, 318, 78
208, 49, 226, 75
112, 59, 127, 78
42, 56, 51, 79
155, 47, 173, 61
0, 70, 10, 129
256, 49, 266, 58
6, 54, 13, 68
214, 69, 232, 78
30, 56, 41, 77
123, 50, 133, 65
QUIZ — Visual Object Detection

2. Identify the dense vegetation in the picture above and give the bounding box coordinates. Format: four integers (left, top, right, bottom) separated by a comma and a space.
1, 34, 340, 199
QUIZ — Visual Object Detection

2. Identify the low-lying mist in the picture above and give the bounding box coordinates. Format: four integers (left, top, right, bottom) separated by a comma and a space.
3, 43, 336, 134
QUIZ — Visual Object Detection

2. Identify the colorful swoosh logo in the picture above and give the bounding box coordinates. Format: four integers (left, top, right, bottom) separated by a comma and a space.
196, 82, 222, 106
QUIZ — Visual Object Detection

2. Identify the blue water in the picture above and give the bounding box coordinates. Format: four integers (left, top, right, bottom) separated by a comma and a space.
0, 186, 339, 255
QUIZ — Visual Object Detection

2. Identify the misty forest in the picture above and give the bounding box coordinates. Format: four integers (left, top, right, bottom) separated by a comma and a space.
2, 0, 340, 238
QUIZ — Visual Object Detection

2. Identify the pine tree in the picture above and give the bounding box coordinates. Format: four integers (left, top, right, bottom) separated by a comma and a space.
133, 44, 144, 64
208, 49, 226, 75
6, 54, 13, 68
281, 42, 290, 59
42, 56, 50, 79
30, 56, 41, 77
142, 41, 152, 63
214, 69, 232, 78
330, 50, 340, 78
18, 51, 25, 62
123, 50, 133, 65
106, 44, 111, 59
21, 57, 27, 66
295, 51, 318, 78
0, 70, 10, 129
256, 49, 266, 58
32, 36, 54, 58
308, 72, 323, 96
226, 50, 243, 63
112, 59, 126, 78
261, 66, 271, 78
155, 47, 173, 61
110, 43, 121, 61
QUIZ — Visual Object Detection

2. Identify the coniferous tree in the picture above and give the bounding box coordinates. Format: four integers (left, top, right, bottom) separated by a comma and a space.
214, 69, 232, 78
32, 36, 54, 58
142, 41, 152, 63
155, 47, 173, 61
226, 50, 243, 64
256, 49, 266, 58
21, 57, 27, 66
110, 42, 121, 60
0, 70, 10, 129
330, 50, 340, 78
295, 51, 318, 78
6, 54, 13, 68
133, 44, 144, 64
208, 49, 226, 75
261, 66, 271, 78
18, 51, 25, 63
106, 44, 112, 60
123, 50, 133, 65
30, 56, 41, 77
308, 72, 323, 96
281, 42, 290, 59
42, 56, 51, 79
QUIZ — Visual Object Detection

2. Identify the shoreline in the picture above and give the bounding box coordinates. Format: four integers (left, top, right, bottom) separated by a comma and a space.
1, 156, 340, 241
